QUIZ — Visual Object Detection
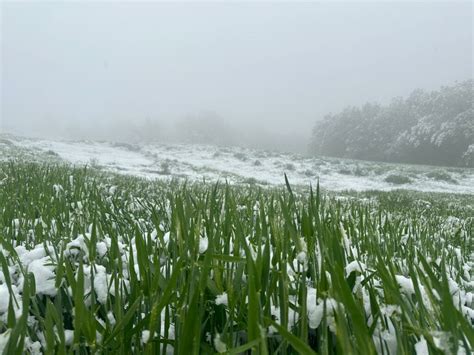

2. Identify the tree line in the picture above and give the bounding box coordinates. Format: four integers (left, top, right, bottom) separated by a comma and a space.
310, 80, 473, 167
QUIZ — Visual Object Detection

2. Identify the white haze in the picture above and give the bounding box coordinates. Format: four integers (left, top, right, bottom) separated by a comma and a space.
1, 1, 472, 152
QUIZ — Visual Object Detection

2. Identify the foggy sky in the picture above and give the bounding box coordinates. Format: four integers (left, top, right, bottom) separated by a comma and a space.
1, 1, 472, 152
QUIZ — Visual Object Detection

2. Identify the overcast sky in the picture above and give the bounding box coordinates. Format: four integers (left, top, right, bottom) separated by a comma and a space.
1, 1, 472, 148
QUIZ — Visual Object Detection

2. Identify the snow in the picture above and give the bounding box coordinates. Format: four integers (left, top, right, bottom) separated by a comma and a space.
296, 251, 307, 264
107, 311, 116, 326
26, 257, 57, 296
213, 333, 227, 353
12, 244, 58, 297
0, 331, 10, 353
141, 330, 151, 344
65, 235, 89, 259
163, 232, 171, 246
25, 338, 42, 355
345, 260, 367, 277
53, 184, 63, 197
90, 265, 109, 304
215, 293, 228, 306
10, 137, 474, 194
96, 241, 108, 258
0, 284, 21, 318
395, 275, 415, 295
16, 245, 49, 265
199, 236, 209, 254
64, 330, 74, 346
307, 298, 342, 332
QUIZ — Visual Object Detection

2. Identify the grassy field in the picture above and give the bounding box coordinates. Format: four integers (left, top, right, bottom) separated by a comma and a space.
0, 160, 473, 354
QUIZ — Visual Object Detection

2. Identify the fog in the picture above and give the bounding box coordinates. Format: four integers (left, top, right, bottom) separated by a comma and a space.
1, 1, 472, 153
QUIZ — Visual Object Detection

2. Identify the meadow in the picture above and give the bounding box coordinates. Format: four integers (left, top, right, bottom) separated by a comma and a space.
0, 158, 472, 354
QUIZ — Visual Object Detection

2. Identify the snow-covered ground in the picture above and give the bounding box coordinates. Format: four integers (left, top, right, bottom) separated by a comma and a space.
3, 135, 474, 194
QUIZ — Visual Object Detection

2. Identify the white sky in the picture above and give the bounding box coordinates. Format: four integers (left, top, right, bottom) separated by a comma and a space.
1, 1, 472, 146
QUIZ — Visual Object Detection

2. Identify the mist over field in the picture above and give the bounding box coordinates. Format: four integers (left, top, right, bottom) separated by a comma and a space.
1, 1, 472, 154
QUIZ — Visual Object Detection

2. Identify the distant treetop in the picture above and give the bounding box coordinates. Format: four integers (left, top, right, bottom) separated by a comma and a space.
310, 80, 473, 168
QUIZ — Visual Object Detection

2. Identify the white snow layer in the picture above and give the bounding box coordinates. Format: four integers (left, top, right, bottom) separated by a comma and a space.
11, 137, 474, 194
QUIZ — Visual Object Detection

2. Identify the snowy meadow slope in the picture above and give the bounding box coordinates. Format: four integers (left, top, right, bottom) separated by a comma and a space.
0, 134, 473, 354
4, 135, 474, 194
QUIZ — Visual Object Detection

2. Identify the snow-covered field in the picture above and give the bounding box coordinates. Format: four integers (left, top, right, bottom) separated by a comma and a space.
0, 135, 473, 353
4, 135, 474, 194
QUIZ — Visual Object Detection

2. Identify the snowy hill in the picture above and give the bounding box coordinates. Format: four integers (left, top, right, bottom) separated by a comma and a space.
1, 135, 473, 194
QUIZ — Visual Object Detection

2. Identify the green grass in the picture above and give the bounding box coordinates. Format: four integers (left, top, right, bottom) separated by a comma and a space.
426, 170, 458, 184
384, 174, 412, 185
0, 160, 472, 354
